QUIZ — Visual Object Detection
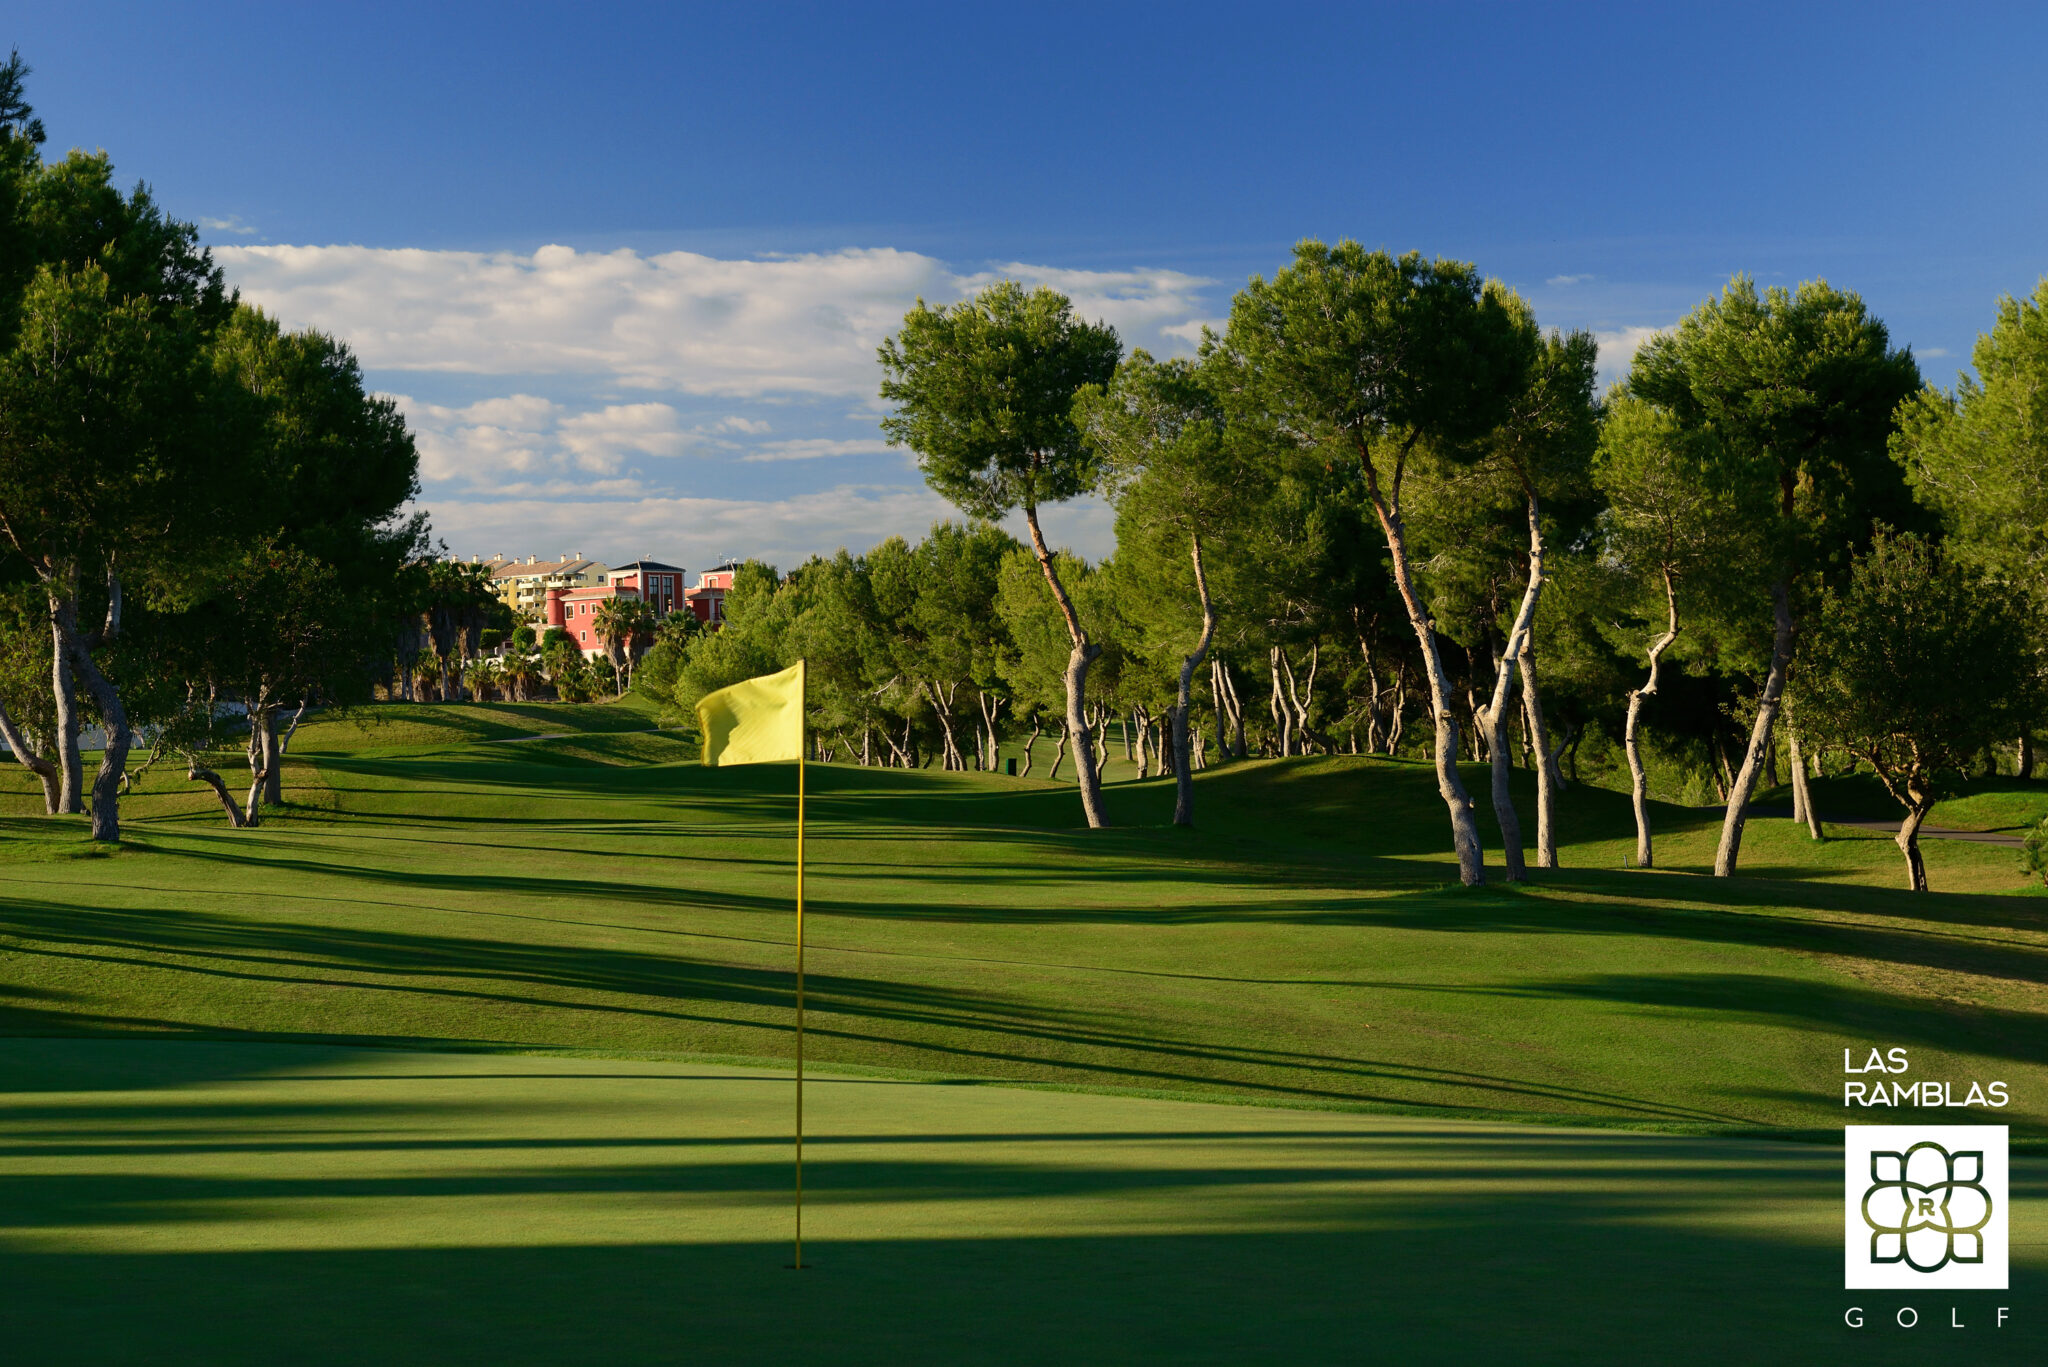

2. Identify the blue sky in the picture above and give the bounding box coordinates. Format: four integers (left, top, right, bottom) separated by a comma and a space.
13, 2, 2047, 569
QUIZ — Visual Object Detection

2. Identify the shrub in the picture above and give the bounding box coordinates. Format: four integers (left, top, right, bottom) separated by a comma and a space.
2024, 818, 2048, 889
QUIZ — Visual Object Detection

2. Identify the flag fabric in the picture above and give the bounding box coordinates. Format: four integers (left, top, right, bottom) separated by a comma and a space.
696, 662, 805, 766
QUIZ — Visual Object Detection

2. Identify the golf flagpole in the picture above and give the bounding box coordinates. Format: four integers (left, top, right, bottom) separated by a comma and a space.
691, 660, 810, 1270
794, 659, 806, 1270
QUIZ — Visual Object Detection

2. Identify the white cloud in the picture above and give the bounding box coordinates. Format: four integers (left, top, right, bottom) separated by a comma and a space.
1920, 346, 1950, 358
558, 403, 689, 472
417, 484, 1119, 571
1159, 317, 1222, 348
1593, 324, 1667, 389
1546, 273, 1593, 287
419, 484, 958, 571
200, 214, 258, 236
217, 243, 1216, 399
398, 393, 743, 487
742, 437, 896, 463
711, 415, 772, 434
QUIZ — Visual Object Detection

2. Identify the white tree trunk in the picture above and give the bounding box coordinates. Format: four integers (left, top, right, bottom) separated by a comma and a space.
1353, 435, 1484, 884
50, 602, 84, 813
0, 696, 61, 813
1714, 580, 1794, 877
1024, 505, 1105, 827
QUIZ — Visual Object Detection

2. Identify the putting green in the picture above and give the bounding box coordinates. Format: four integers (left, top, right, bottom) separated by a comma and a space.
1, 1040, 2039, 1364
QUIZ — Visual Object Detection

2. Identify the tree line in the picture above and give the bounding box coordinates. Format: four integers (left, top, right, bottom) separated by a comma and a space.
0, 53, 454, 837
662, 257, 2047, 892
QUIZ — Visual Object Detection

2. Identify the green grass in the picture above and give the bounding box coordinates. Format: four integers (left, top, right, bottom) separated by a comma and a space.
4, 703, 2047, 1362
289, 698, 668, 756
4, 1038, 2040, 1366
1759, 770, 2048, 833
3, 715, 2044, 1132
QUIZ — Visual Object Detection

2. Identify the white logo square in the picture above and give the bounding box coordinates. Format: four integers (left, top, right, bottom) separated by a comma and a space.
1845, 1125, 2007, 1290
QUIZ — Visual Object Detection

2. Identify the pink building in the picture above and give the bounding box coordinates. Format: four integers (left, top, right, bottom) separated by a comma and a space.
685, 561, 739, 627
606, 560, 685, 615
544, 559, 686, 657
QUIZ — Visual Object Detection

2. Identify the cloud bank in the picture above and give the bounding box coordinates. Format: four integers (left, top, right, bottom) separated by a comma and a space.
212, 242, 1210, 566
218, 243, 1213, 399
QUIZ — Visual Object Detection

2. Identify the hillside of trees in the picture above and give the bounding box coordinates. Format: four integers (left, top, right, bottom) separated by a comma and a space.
658, 261, 2048, 892
3, 49, 2044, 892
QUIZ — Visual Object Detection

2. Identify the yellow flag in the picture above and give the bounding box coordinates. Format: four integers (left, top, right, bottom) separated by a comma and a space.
696, 661, 805, 766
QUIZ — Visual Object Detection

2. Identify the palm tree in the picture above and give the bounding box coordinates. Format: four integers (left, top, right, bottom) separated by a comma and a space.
590, 596, 655, 697
421, 560, 500, 700
462, 658, 498, 702
500, 652, 537, 702
412, 649, 443, 702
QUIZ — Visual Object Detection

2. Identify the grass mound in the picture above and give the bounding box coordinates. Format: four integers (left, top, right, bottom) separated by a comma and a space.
2, 710, 2043, 1137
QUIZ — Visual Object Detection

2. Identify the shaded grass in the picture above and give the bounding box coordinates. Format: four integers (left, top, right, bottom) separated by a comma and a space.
2, 1041, 2041, 1367
6, 726, 2048, 1363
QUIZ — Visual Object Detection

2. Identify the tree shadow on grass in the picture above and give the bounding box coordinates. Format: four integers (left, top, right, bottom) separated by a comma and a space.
1, 1055, 2039, 1367
7, 880, 2048, 1122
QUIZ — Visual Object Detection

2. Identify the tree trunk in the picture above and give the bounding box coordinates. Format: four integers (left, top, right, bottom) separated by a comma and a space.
882, 717, 910, 768
187, 761, 248, 828
1897, 800, 1931, 893
1219, 660, 1246, 758
1518, 644, 1559, 870
1023, 505, 1106, 828
1474, 499, 1549, 881
1476, 655, 1523, 879
1210, 660, 1229, 763
243, 702, 272, 826
243, 758, 267, 827
924, 681, 962, 771
1047, 720, 1068, 783
270, 701, 308, 804
1625, 567, 1680, 870
2019, 733, 2035, 781
1788, 738, 1805, 824
1357, 623, 1384, 754
1788, 727, 1823, 840
1132, 704, 1151, 779
1466, 683, 1488, 765
0, 698, 61, 813
56, 575, 131, 844
1268, 648, 1291, 756
1020, 713, 1040, 778
1352, 435, 1484, 883
1714, 579, 1795, 877
50, 609, 84, 813
1172, 533, 1219, 827
1280, 644, 1334, 753
978, 691, 1002, 773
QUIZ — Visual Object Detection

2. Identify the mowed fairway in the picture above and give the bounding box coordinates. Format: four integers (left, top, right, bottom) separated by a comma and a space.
5, 1040, 2041, 1366
3, 702, 2047, 1362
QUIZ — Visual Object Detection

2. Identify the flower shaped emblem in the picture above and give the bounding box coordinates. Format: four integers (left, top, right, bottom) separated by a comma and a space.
1861, 1141, 1993, 1272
